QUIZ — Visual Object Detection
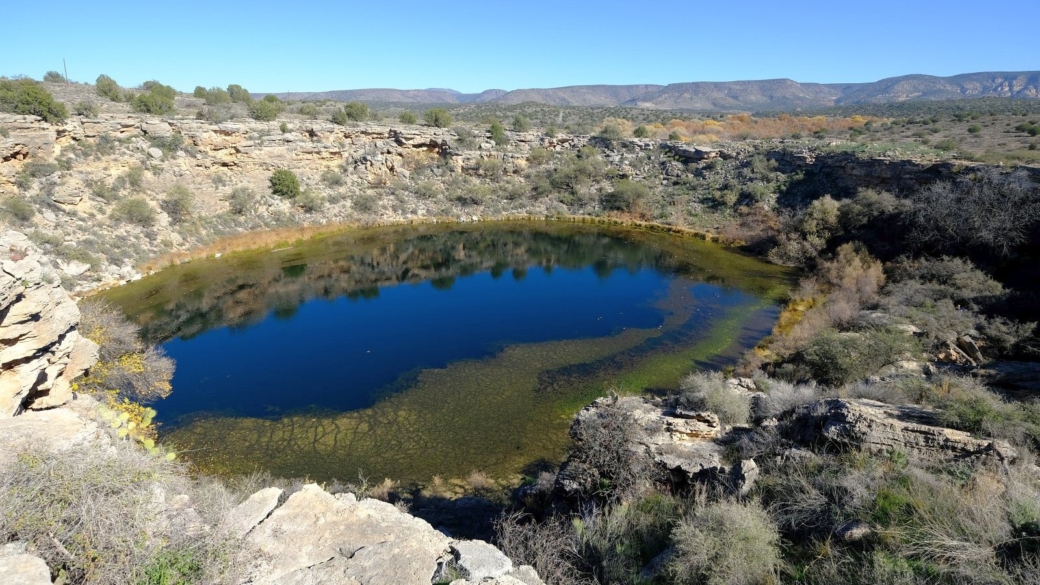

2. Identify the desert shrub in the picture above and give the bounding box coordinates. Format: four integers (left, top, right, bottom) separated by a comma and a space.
320, 169, 344, 186
111, 197, 156, 227
195, 105, 233, 123
398, 111, 417, 124
567, 400, 651, 501
597, 123, 624, 142
342, 101, 368, 122
489, 120, 508, 145
352, 192, 380, 213
633, 125, 650, 138
296, 103, 318, 118
193, 86, 206, 98
475, 157, 503, 178
161, 185, 194, 224
885, 256, 1002, 308
753, 378, 819, 420
74, 100, 99, 117
797, 327, 920, 387
78, 301, 175, 402
0, 78, 68, 122
527, 147, 552, 166
95, 74, 122, 101
1, 196, 36, 223
602, 178, 650, 212
296, 189, 324, 213
43, 70, 64, 83
678, 371, 750, 424
838, 189, 904, 231
576, 493, 682, 583
667, 500, 780, 585
248, 95, 284, 121
130, 81, 176, 115
905, 169, 1040, 256
227, 186, 255, 215
424, 108, 453, 128
511, 114, 530, 132
495, 513, 584, 585
542, 146, 606, 198
928, 376, 1040, 449
269, 169, 300, 199
226, 84, 251, 103
203, 86, 231, 105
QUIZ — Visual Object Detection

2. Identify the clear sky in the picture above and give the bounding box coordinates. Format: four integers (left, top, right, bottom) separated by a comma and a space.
4, 0, 1037, 94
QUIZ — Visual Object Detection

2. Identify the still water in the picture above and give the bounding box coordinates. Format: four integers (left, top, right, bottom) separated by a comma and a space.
102, 221, 792, 483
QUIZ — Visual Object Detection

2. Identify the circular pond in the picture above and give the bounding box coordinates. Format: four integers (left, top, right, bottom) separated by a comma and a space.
101, 221, 792, 483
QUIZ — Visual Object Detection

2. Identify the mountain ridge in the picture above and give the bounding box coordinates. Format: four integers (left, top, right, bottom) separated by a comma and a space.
269, 71, 1040, 110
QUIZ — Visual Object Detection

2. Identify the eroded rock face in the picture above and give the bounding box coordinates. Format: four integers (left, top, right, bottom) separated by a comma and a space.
781, 398, 1017, 464
0, 230, 99, 417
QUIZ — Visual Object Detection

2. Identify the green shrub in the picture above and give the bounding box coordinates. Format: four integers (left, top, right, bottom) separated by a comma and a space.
1, 196, 36, 223
269, 169, 300, 198
279, 121, 288, 133
226, 84, 251, 103
95, 74, 122, 102
597, 123, 624, 142
193, 86, 207, 98
248, 95, 284, 121
352, 191, 380, 213
43, 70, 65, 83
798, 327, 919, 387
668, 131, 683, 141
130, 81, 176, 115
201, 86, 231, 105
602, 178, 650, 212
968, 124, 981, 134
342, 101, 369, 122
490, 120, 508, 145
88, 179, 119, 202
527, 147, 552, 166
511, 114, 530, 132
297, 103, 318, 118
111, 197, 156, 227
398, 111, 417, 124
667, 500, 780, 585
633, 125, 650, 138
227, 186, 255, 215
161, 185, 194, 224
0, 78, 68, 123
424, 108, 453, 128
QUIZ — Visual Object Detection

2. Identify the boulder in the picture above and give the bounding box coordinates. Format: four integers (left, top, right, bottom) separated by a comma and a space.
226, 487, 282, 538
0, 395, 104, 465
245, 484, 451, 585
450, 540, 512, 581
0, 553, 51, 585
781, 398, 1017, 465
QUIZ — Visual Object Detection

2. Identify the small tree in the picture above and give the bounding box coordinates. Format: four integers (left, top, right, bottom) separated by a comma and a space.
130, 81, 176, 115
424, 108, 452, 128
160, 185, 194, 224
248, 95, 285, 121
598, 123, 624, 142
603, 178, 650, 212
227, 84, 252, 103
202, 87, 231, 105
490, 120, 508, 146
269, 169, 300, 199
343, 101, 368, 122
193, 86, 207, 98
633, 125, 650, 138
43, 71, 65, 83
228, 186, 255, 215
399, 111, 417, 124
511, 114, 530, 132
95, 74, 122, 102
0, 79, 68, 123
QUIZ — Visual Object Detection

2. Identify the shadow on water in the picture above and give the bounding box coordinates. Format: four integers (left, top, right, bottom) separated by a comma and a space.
101, 221, 794, 484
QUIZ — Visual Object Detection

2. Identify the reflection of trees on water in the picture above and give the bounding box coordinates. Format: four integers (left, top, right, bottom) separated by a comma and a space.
106, 225, 782, 344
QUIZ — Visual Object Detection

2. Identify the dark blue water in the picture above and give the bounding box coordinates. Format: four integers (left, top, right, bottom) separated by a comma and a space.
159, 265, 670, 422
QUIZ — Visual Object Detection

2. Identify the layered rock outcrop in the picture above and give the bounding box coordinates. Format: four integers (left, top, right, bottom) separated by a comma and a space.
0, 230, 98, 417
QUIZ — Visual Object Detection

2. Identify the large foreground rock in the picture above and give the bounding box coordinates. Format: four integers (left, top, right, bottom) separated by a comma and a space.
0, 553, 51, 585
0, 230, 98, 417
243, 484, 543, 585
782, 398, 1017, 464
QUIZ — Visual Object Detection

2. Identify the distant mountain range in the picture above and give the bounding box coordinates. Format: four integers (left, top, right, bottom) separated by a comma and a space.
271, 71, 1040, 111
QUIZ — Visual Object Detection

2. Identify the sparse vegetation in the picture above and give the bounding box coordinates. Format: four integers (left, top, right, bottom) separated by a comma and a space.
130, 81, 176, 115
0, 78, 68, 122
424, 107, 453, 128
269, 169, 300, 199
111, 197, 157, 227
247, 94, 285, 121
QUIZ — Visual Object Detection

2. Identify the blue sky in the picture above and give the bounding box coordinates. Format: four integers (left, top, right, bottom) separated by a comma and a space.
4, 1, 1037, 93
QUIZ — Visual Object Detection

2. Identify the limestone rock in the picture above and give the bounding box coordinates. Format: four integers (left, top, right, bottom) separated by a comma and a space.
834, 519, 873, 543
246, 485, 451, 585
0, 553, 51, 585
0, 396, 104, 465
451, 540, 512, 580
147, 147, 163, 159
781, 398, 1017, 464
0, 230, 96, 416
227, 487, 282, 538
